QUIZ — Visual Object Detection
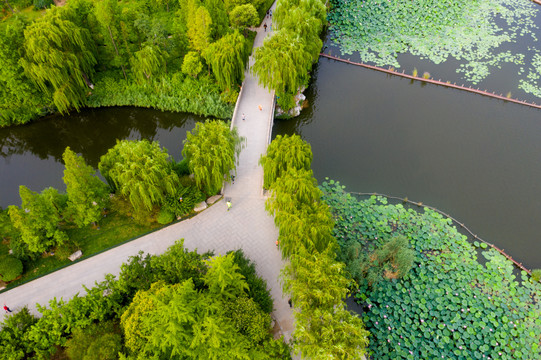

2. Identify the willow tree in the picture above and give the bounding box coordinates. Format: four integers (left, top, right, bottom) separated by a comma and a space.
21, 7, 97, 114
275, 8, 323, 62
98, 140, 179, 214
63, 147, 109, 227
251, 30, 312, 94
182, 120, 244, 195
204, 31, 247, 91
259, 134, 312, 189
0, 17, 45, 126
130, 44, 166, 85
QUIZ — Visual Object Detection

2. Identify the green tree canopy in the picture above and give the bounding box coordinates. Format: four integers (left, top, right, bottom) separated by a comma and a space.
182, 120, 244, 195
204, 0, 229, 39
0, 16, 46, 127
8, 186, 68, 255
251, 30, 312, 94
259, 134, 312, 189
182, 51, 204, 78
21, 6, 97, 114
62, 147, 109, 227
129, 44, 166, 84
98, 139, 180, 213
187, 5, 213, 52
229, 4, 259, 30
204, 253, 249, 300
204, 31, 247, 91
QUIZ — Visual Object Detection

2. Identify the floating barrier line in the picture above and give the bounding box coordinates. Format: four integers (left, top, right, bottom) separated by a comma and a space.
350, 191, 532, 275
319, 53, 541, 111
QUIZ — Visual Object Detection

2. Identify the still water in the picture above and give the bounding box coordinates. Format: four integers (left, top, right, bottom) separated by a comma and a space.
0, 107, 202, 208
1, 61, 540, 269
274, 57, 541, 269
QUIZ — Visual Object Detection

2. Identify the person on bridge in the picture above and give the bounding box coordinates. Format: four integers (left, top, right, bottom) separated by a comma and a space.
242, 113, 246, 121
4, 304, 12, 313
226, 201, 232, 211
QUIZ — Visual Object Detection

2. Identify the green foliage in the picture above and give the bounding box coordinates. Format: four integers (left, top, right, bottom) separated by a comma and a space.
121, 279, 255, 359
162, 184, 205, 217
8, 186, 68, 255
229, 4, 259, 29
26, 283, 120, 358
321, 179, 541, 359
229, 249, 273, 313
157, 209, 175, 224
63, 147, 109, 227
0, 307, 37, 360
0, 16, 47, 127
251, 30, 312, 94
130, 44, 166, 85
204, 253, 249, 300
205, 0, 229, 39
187, 5, 213, 52
21, 6, 97, 114
259, 134, 312, 189
32, 0, 53, 9
0, 255, 23, 282
252, 0, 326, 94
261, 136, 369, 358
276, 91, 296, 111
181, 51, 204, 78
65, 321, 123, 360
182, 120, 245, 195
328, 0, 539, 88
532, 269, 541, 282
99, 139, 180, 214
87, 73, 234, 119
204, 31, 248, 91
343, 235, 415, 287
224, 296, 271, 344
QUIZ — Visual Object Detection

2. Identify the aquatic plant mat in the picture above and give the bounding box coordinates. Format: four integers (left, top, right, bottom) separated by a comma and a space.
328, 0, 541, 99
321, 180, 541, 359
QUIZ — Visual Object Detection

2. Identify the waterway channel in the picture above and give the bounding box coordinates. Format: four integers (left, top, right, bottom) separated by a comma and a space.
2, 57, 541, 270
273, 57, 541, 270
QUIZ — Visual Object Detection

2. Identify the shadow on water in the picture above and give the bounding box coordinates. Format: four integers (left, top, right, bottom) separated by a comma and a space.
0, 107, 203, 208
273, 57, 541, 270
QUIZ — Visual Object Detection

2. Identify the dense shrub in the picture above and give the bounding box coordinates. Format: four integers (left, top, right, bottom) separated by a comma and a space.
0, 255, 23, 282
65, 321, 123, 360
32, 0, 53, 9
229, 249, 273, 313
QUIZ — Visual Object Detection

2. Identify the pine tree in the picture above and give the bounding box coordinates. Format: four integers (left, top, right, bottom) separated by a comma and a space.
63, 147, 109, 228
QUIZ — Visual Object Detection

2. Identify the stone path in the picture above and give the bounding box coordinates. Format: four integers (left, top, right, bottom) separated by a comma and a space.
0, 2, 295, 339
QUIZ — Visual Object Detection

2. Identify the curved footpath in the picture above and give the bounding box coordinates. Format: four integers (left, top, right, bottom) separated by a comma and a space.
0, 2, 295, 340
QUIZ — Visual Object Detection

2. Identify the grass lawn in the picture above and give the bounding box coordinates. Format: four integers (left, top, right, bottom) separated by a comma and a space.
6, 210, 161, 288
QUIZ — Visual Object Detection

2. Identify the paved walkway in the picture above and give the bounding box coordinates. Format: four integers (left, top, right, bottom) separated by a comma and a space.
0, 3, 295, 338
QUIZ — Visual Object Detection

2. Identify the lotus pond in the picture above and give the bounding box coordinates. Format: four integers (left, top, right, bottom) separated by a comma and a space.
328, 0, 541, 98
321, 180, 541, 359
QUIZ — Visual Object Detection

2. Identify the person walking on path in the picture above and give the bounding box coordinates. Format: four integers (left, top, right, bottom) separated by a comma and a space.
263, 23, 267, 32
3, 304, 12, 313
258, 104, 263, 111
226, 200, 232, 211
242, 113, 246, 121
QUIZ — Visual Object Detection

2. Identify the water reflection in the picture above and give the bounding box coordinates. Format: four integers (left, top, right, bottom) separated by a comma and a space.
274, 58, 541, 269
0, 107, 201, 207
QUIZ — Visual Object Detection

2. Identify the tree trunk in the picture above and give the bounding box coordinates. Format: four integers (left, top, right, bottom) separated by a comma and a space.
4, 0, 14, 14
107, 25, 127, 80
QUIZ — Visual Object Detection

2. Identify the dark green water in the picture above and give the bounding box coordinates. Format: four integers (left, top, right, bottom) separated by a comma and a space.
273, 57, 541, 269
0, 107, 201, 208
